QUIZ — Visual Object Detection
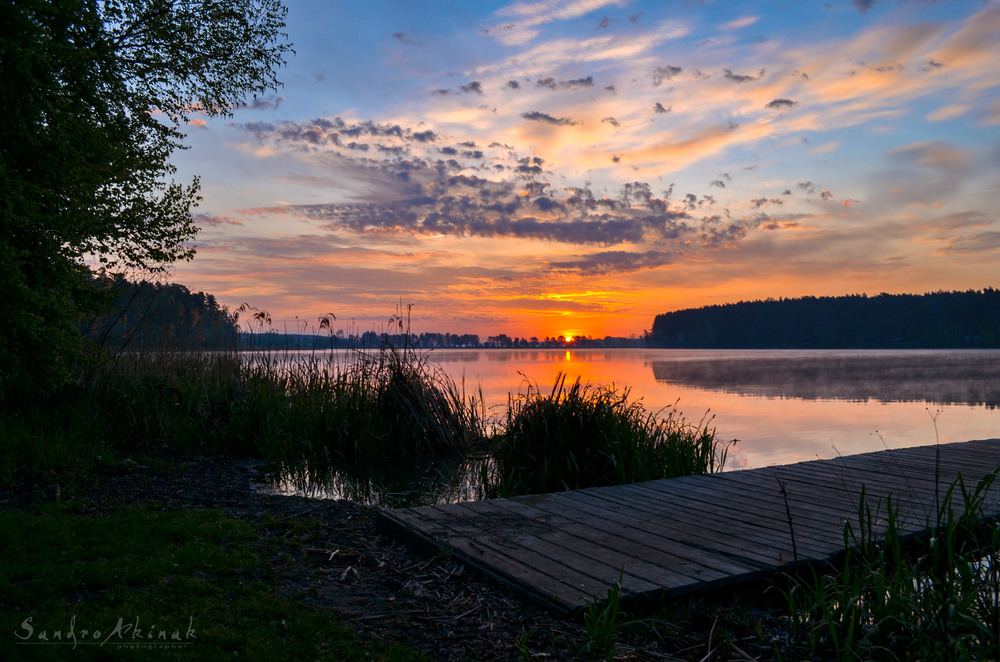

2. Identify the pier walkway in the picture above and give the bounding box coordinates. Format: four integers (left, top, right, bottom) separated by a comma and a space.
377, 439, 1000, 615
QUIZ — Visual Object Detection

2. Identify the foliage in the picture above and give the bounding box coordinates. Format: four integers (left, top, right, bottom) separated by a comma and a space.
485, 373, 729, 497
647, 288, 1000, 349
82, 272, 239, 351
0, 0, 290, 402
783, 471, 1000, 660
581, 576, 628, 661
0, 502, 421, 661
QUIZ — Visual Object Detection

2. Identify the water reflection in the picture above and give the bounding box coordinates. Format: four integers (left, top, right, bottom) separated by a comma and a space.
262, 454, 490, 507
431, 348, 1000, 471
648, 350, 1000, 407
264, 348, 1000, 501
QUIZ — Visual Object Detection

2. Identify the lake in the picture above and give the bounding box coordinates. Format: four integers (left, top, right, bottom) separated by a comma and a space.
267, 348, 1000, 503
427, 348, 1000, 470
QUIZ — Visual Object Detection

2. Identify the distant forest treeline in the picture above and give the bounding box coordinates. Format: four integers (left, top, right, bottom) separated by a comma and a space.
243, 331, 644, 351
645, 289, 1000, 349
82, 275, 642, 351
82, 274, 240, 350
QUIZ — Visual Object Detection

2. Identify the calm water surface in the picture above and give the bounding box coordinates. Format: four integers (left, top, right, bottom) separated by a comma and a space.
428, 348, 1000, 470
267, 348, 1000, 503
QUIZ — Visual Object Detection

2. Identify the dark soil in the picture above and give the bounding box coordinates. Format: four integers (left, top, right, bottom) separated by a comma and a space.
2, 457, 799, 661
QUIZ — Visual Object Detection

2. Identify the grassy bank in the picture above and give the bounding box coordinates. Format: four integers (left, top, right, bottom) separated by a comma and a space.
0, 502, 420, 661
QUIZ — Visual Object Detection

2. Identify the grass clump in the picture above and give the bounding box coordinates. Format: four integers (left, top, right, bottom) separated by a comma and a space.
783, 469, 1000, 661
486, 373, 730, 497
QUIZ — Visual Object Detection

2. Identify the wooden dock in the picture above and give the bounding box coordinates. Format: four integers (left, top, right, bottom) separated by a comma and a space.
376, 439, 1000, 615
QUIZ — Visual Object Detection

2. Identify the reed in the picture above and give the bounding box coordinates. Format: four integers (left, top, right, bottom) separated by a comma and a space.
484, 373, 729, 497
0, 331, 488, 486
783, 469, 1000, 660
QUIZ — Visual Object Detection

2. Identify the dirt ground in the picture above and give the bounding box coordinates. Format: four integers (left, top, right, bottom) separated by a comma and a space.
4, 457, 797, 661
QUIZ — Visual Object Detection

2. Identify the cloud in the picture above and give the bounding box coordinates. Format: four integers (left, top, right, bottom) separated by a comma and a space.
460, 81, 484, 94
750, 197, 784, 209
194, 213, 243, 226
391, 32, 420, 46
922, 212, 1000, 255
601, 116, 620, 127
473, 25, 688, 79
234, 173, 722, 255
653, 102, 671, 114
938, 230, 1000, 254
521, 110, 578, 125
890, 140, 970, 172
536, 75, 595, 89
239, 95, 285, 111
722, 16, 759, 30
925, 104, 969, 122
809, 142, 839, 156
766, 98, 797, 110
852, 0, 876, 13
984, 100, 1000, 126
549, 250, 676, 275
652, 65, 682, 86
236, 117, 439, 149
561, 75, 595, 89
722, 68, 766, 83
483, 0, 630, 46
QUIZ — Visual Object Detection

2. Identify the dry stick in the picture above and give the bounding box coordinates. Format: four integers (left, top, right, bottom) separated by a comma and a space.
929, 408, 942, 526
778, 478, 799, 565
699, 614, 719, 662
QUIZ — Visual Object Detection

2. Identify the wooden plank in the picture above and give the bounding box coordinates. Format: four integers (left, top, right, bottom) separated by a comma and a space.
376, 439, 1000, 613
378, 509, 587, 612
630, 472, 857, 536
454, 500, 665, 595
522, 488, 783, 571
483, 497, 740, 593
604, 479, 847, 558
390, 504, 599, 607
515, 488, 769, 573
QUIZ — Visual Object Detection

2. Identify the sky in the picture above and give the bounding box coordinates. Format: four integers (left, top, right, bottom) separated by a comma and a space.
171, 0, 1000, 340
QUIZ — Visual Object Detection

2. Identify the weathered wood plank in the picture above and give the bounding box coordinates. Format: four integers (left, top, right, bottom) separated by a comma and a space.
521, 488, 779, 571
604, 480, 846, 558
376, 439, 1000, 615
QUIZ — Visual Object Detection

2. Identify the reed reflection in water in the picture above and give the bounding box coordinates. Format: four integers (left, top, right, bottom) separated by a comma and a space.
266, 348, 1000, 503
431, 348, 1000, 470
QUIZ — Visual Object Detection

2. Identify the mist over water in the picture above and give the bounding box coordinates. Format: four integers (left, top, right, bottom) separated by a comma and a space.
429, 348, 1000, 470
265, 348, 1000, 504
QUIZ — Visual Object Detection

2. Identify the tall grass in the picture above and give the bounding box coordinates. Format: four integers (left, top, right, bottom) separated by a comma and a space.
0, 333, 489, 486
2, 314, 725, 503
783, 469, 1000, 660
484, 373, 730, 497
